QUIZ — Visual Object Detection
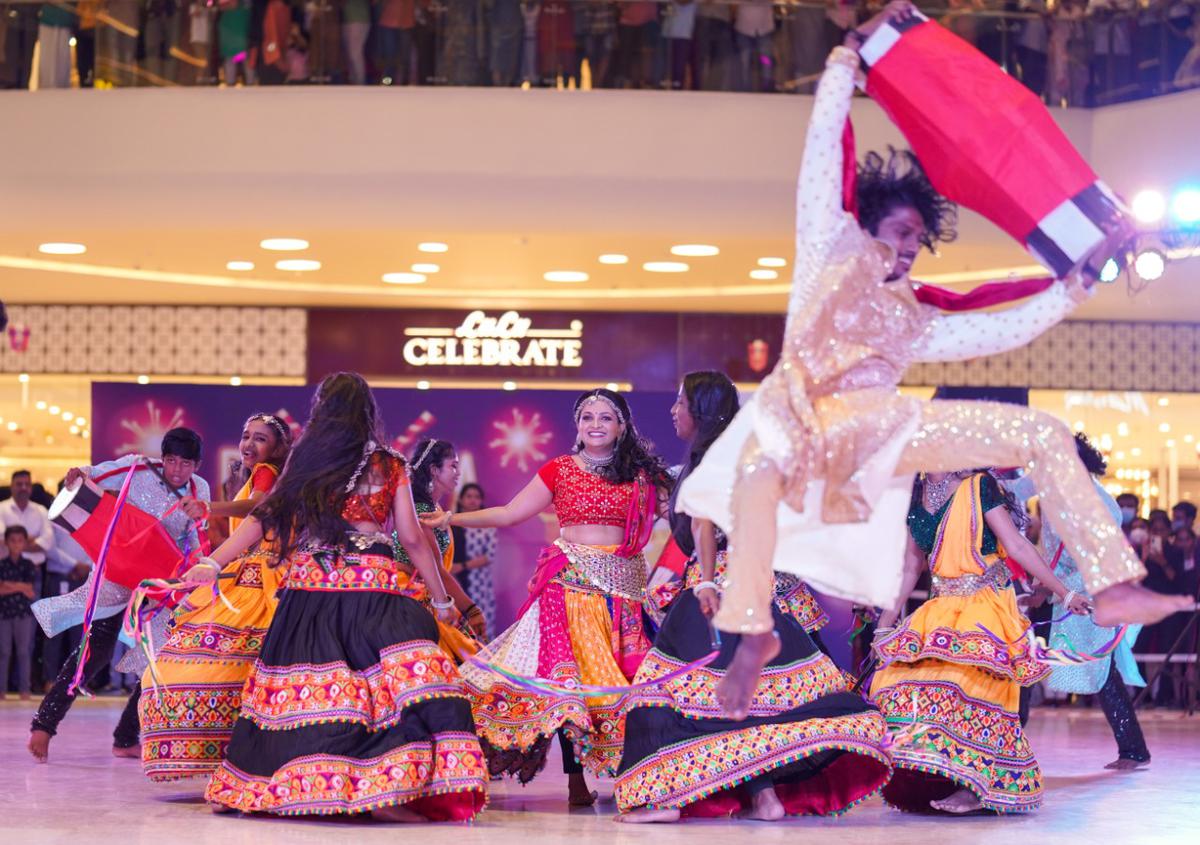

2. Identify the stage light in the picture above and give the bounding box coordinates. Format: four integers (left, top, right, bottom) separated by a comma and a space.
1133, 248, 1166, 281
1131, 190, 1166, 224
259, 238, 309, 251
1172, 188, 1200, 225
1099, 258, 1121, 283
544, 271, 589, 283
670, 244, 720, 257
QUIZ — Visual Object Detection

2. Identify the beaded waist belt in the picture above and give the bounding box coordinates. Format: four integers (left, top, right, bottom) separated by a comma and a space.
554, 539, 647, 601
930, 560, 1011, 598
285, 540, 413, 593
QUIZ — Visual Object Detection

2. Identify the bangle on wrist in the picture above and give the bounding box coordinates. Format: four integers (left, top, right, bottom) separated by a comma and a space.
692, 580, 720, 594
431, 596, 454, 610
465, 604, 482, 617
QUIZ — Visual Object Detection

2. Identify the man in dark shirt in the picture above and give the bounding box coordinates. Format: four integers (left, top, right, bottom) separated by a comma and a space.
0, 525, 37, 700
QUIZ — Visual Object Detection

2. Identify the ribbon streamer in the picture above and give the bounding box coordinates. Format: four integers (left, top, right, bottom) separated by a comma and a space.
466, 648, 721, 699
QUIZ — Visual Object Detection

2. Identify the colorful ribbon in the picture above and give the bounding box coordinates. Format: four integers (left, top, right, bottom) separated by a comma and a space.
466, 649, 721, 699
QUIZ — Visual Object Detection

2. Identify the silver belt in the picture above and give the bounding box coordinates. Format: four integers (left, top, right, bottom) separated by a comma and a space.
555, 540, 647, 601
930, 560, 1011, 598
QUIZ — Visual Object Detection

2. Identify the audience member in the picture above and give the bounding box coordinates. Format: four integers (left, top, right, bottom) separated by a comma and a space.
0, 526, 37, 700
36, 1, 74, 88
1171, 500, 1197, 531
1117, 492, 1140, 532
733, 0, 775, 92
0, 470, 55, 570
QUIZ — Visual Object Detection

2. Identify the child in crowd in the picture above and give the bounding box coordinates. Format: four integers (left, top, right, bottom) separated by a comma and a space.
0, 526, 37, 701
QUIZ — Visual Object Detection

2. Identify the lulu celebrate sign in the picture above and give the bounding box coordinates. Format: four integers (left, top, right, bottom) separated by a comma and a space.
401, 310, 584, 369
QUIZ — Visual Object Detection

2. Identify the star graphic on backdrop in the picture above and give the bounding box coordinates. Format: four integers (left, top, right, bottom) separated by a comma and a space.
488, 408, 553, 473
117, 400, 185, 456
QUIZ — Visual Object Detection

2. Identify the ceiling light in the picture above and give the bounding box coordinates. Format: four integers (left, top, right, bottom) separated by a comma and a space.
1131, 190, 1166, 224
1133, 248, 1167, 282
544, 271, 589, 283
1073, 420, 1085, 432
749, 269, 778, 280
1159, 422, 1171, 433
418, 242, 449, 253
606, 383, 620, 391
83, 430, 90, 439
643, 261, 689, 273
599, 254, 629, 265
1157, 396, 1170, 407
136, 375, 150, 385
69, 425, 79, 435
1131, 447, 1142, 457
502, 381, 517, 391
1117, 421, 1130, 437
411, 263, 440, 274
17, 373, 29, 383
259, 238, 309, 251
75, 416, 87, 425
1185, 434, 1195, 444
1114, 451, 1126, 460
48, 405, 60, 415
230, 376, 243, 386
226, 260, 255, 271
382, 272, 427, 285
38, 242, 86, 255
5, 421, 16, 431
1172, 188, 1200, 225
670, 244, 720, 257
35, 401, 46, 411
60, 411, 73, 421
275, 259, 321, 272
416, 380, 431, 390
1166, 439, 1176, 448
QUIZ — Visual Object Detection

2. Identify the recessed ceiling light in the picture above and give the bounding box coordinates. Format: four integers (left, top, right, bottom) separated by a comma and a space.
60, 411, 73, 421
411, 263, 440, 273
38, 242, 86, 255
382, 272, 427, 285
137, 375, 150, 385
75, 416, 87, 426
48, 405, 60, 415
544, 271, 589, 283
749, 269, 778, 280
226, 260, 255, 271
1158, 396, 1170, 407
69, 425, 79, 435
1131, 447, 1142, 456
643, 261, 689, 273
5, 421, 16, 431
599, 254, 629, 265
1117, 422, 1130, 437
416, 380, 431, 390
275, 259, 321, 272
1073, 420, 1085, 432
1166, 439, 1176, 448
35, 401, 46, 411
1185, 434, 1195, 444
259, 238, 309, 251
1159, 422, 1171, 433
502, 381, 517, 391
230, 376, 243, 386
758, 257, 787, 268
17, 373, 29, 383
670, 244, 720, 257
418, 242, 449, 253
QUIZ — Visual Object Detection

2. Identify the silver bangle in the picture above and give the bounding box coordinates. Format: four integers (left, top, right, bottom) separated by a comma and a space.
692, 580, 720, 594
198, 557, 222, 574
431, 596, 454, 610
1061, 589, 1078, 607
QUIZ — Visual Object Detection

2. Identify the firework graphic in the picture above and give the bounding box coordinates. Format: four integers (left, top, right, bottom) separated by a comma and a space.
116, 400, 186, 456
488, 408, 553, 473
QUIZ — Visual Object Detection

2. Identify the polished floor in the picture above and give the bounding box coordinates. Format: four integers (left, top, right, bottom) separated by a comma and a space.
3, 697, 1198, 845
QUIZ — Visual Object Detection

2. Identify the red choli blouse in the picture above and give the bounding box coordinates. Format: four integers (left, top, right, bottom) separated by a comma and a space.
536, 454, 634, 529
342, 452, 408, 525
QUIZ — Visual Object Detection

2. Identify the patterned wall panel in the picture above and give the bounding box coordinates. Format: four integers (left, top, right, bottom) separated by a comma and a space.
903, 319, 1200, 392
0, 305, 306, 378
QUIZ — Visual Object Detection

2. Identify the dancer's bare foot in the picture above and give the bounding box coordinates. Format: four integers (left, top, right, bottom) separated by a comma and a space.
615, 806, 681, 823
930, 788, 983, 814
371, 804, 426, 822
1093, 582, 1195, 627
27, 729, 50, 763
716, 631, 780, 720
1104, 757, 1149, 771
112, 745, 140, 759
739, 786, 785, 821
567, 772, 598, 807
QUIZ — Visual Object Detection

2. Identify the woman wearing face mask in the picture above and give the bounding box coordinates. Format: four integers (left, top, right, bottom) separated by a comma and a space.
139, 414, 293, 782
423, 388, 671, 806
615, 371, 890, 824
401, 439, 487, 662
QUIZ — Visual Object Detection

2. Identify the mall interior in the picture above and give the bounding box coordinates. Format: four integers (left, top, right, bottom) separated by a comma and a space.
1, 1, 1200, 841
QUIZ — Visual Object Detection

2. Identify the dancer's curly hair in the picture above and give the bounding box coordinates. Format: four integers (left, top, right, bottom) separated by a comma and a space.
572, 388, 672, 490
1073, 432, 1108, 477
856, 148, 958, 251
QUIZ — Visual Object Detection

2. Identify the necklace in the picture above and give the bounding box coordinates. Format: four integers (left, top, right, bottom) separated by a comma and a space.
579, 449, 615, 474
922, 473, 959, 513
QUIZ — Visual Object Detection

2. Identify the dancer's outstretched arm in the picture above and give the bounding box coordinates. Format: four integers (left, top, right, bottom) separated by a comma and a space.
424, 475, 553, 530
912, 275, 1090, 362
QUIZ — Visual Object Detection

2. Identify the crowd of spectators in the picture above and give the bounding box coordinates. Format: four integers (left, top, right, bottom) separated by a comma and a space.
1, 0, 1198, 103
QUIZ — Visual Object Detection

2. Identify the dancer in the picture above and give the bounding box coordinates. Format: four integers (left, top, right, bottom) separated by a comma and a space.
423, 388, 670, 806
678, 1, 1190, 720
870, 469, 1089, 814
403, 438, 486, 662
452, 483, 498, 637
616, 371, 890, 823
29, 428, 210, 763
191, 373, 486, 820
1015, 434, 1151, 770
138, 413, 292, 782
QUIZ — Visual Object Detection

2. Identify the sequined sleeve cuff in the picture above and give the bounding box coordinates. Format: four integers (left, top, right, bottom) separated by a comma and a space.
827, 46, 860, 71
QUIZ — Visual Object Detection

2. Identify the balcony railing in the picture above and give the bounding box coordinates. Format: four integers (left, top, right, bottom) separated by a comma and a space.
2, 0, 1197, 106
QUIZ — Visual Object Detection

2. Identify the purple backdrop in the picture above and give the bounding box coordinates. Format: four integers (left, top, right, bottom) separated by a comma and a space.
91, 382, 683, 628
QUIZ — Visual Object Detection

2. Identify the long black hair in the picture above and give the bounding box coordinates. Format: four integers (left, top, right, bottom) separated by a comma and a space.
857, 147, 958, 251
409, 438, 456, 509
572, 388, 671, 490
668, 371, 739, 555
254, 372, 390, 563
